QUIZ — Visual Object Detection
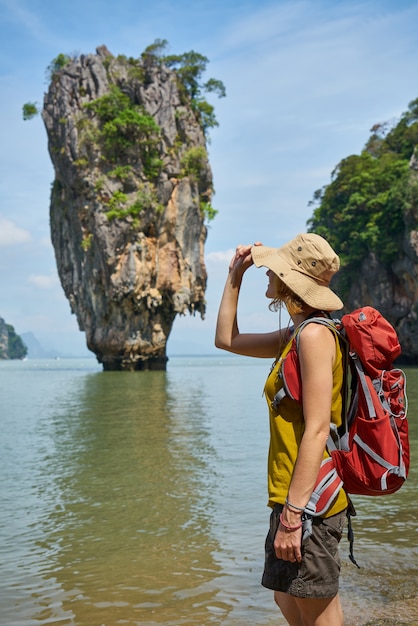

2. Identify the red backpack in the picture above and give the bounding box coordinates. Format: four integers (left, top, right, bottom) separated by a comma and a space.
273, 307, 409, 564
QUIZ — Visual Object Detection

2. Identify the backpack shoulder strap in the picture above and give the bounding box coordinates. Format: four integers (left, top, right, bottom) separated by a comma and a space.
295, 316, 341, 349
293, 316, 350, 442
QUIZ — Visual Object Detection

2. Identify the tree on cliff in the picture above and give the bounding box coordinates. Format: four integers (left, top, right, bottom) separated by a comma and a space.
23, 42, 225, 370
141, 39, 226, 135
307, 97, 418, 301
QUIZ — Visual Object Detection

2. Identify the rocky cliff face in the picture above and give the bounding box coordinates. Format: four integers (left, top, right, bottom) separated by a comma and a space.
0, 317, 27, 359
341, 154, 418, 363
42, 46, 214, 370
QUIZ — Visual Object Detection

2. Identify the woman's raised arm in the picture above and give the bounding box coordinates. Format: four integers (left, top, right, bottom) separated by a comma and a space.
214, 244, 284, 358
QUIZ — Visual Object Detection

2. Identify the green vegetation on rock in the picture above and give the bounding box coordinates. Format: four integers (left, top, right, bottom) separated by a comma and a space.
0, 318, 27, 360
200, 200, 218, 221
180, 146, 208, 179
84, 84, 163, 178
22, 102, 40, 120
46, 53, 72, 81
104, 184, 163, 222
308, 97, 418, 297
142, 39, 226, 135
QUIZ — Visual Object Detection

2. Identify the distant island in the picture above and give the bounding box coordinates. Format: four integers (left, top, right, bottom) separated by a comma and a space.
20, 332, 63, 359
0, 317, 27, 359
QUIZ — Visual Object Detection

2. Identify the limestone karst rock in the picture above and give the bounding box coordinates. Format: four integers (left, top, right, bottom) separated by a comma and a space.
42, 45, 217, 370
0, 317, 27, 359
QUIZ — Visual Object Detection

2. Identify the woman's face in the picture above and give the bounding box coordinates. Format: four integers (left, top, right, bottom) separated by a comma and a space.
265, 269, 278, 298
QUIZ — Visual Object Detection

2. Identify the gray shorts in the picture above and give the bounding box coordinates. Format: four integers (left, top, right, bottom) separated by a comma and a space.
261, 504, 346, 598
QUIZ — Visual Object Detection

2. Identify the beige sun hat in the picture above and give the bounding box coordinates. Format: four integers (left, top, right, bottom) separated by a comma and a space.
251, 233, 343, 311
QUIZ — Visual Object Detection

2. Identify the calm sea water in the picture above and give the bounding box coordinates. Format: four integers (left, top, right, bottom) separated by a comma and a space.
0, 355, 417, 626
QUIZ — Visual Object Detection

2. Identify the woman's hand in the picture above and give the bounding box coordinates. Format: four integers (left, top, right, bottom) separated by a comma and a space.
215, 240, 282, 358
274, 524, 303, 563
229, 242, 262, 274
229, 243, 252, 273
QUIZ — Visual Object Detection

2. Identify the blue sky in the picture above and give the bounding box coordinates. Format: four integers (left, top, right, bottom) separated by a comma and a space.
1, 0, 418, 357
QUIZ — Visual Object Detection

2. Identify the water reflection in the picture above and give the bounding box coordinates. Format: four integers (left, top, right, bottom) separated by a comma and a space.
33, 370, 225, 625
0, 358, 417, 626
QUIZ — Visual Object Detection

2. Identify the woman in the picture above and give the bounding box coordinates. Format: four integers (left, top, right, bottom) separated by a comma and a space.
215, 233, 348, 626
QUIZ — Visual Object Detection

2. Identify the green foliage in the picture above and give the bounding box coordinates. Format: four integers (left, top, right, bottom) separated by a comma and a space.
364, 99, 418, 161
22, 102, 39, 120
200, 201, 218, 222
309, 151, 409, 266
108, 165, 134, 181
142, 39, 226, 135
85, 84, 130, 121
180, 146, 207, 179
106, 190, 128, 211
102, 55, 114, 70
94, 177, 105, 192
6, 324, 27, 359
141, 38, 169, 61
81, 233, 93, 251
101, 108, 156, 149
405, 96, 418, 122
308, 98, 418, 296
130, 185, 164, 216
203, 78, 226, 98
104, 184, 163, 221
84, 85, 162, 177
164, 49, 225, 132
194, 99, 218, 133
46, 53, 71, 81
164, 50, 210, 100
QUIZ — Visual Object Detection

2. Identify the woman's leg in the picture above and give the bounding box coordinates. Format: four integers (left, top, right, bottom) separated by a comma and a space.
294, 594, 344, 626
274, 591, 343, 626
274, 591, 303, 626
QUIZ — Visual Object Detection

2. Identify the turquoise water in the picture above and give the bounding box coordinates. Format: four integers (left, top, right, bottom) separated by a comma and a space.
0, 356, 417, 625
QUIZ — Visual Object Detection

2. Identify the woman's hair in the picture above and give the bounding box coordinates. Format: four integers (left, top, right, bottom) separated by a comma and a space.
268, 273, 304, 316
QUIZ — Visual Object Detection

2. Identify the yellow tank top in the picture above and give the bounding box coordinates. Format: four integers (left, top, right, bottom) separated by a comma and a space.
264, 323, 348, 517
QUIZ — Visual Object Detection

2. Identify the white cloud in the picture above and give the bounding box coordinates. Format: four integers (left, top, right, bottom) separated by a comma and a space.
28, 274, 59, 289
0, 217, 31, 246
205, 249, 235, 263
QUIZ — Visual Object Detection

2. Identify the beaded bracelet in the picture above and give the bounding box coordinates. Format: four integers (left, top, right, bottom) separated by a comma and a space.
285, 497, 305, 513
279, 513, 303, 532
